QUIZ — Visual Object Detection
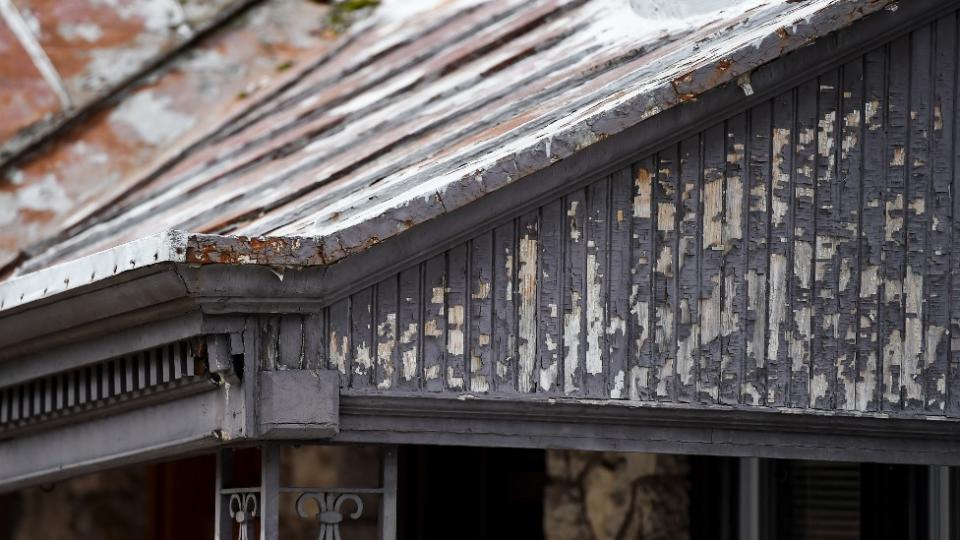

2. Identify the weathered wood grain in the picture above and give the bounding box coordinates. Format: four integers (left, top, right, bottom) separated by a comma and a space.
293, 12, 960, 420
721, 114, 746, 406
743, 101, 771, 407
881, 36, 910, 412
563, 190, 586, 396
422, 254, 446, 392
653, 147, 678, 400
837, 60, 863, 411
926, 14, 954, 414
791, 79, 817, 409
677, 136, 700, 403
397, 266, 421, 391
470, 231, 494, 393
350, 288, 374, 389
608, 170, 632, 399
493, 222, 517, 393
585, 179, 609, 398
446, 244, 468, 391
858, 48, 885, 413
518, 212, 539, 394
538, 203, 562, 394
768, 90, 793, 407
700, 125, 724, 404
628, 162, 654, 401
375, 275, 399, 390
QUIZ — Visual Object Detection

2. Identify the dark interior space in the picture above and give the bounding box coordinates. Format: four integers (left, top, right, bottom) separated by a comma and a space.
397, 445, 547, 540
689, 455, 739, 540
767, 460, 931, 540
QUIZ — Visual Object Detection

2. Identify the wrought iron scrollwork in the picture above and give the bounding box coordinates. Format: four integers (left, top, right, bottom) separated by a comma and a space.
229, 493, 258, 540
296, 492, 364, 540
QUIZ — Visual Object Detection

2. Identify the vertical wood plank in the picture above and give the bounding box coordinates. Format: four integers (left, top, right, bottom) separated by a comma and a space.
744, 101, 771, 406
700, 125, 724, 404
902, 26, 933, 413
446, 244, 468, 391
376, 275, 399, 390
837, 60, 864, 411
518, 212, 539, 393
278, 315, 304, 369
397, 266, 421, 391
493, 222, 517, 393
585, 179, 609, 398
949, 15, 960, 416
881, 37, 910, 412
722, 114, 747, 405
564, 190, 587, 396
813, 70, 840, 410
351, 288, 374, 389
791, 78, 818, 409
423, 253, 447, 392
858, 48, 885, 412
328, 299, 351, 387
470, 231, 494, 393
677, 136, 701, 403
303, 312, 326, 371
653, 149, 677, 401
927, 15, 954, 414
538, 201, 562, 393
629, 160, 655, 400
767, 90, 794, 407
608, 168, 632, 399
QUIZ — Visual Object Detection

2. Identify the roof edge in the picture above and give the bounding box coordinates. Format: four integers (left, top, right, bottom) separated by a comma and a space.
0, 230, 327, 315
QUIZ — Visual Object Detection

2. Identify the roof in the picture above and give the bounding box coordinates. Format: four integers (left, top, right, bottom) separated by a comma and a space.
0, 0, 896, 314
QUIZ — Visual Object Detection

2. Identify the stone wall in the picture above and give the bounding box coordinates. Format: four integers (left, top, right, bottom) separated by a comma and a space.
544, 451, 690, 540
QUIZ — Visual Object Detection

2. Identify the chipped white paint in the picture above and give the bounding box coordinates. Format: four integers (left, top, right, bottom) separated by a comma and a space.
721, 274, 739, 337
518, 235, 538, 391
746, 270, 766, 367
771, 128, 791, 225
858, 266, 878, 299
446, 366, 464, 389
377, 312, 397, 388
655, 303, 674, 394
703, 176, 722, 249
890, 146, 906, 166
539, 361, 558, 392
610, 369, 625, 399
700, 274, 721, 344
330, 330, 348, 374
586, 249, 604, 376
766, 253, 787, 390
568, 201, 582, 241
472, 280, 490, 299
447, 304, 465, 356
628, 365, 649, 401
884, 194, 904, 241
431, 286, 445, 305
564, 290, 583, 393
865, 99, 881, 128
902, 267, 923, 403
656, 203, 675, 231
354, 341, 372, 374
634, 169, 653, 218
724, 174, 743, 242
882, 329, 903, 405
400, 322, 418, 381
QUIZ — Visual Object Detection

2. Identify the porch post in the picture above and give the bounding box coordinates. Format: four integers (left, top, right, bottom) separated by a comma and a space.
380, 446, 398, 540
260, 445, 281, 540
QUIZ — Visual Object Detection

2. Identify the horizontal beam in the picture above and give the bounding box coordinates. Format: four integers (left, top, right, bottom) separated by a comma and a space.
335, 394, 960, 466
0, 386, 244, 493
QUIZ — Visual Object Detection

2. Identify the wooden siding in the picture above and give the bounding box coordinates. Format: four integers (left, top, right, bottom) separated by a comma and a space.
271, 12, 960, 417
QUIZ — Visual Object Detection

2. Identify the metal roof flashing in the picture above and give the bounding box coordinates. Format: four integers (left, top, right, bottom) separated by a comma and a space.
0, 231, 331, 315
